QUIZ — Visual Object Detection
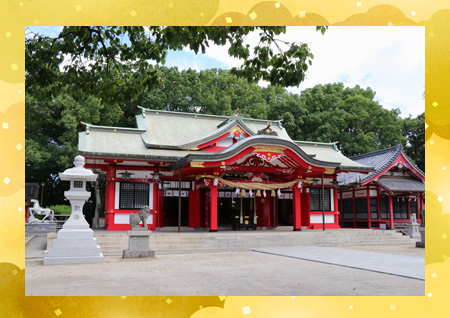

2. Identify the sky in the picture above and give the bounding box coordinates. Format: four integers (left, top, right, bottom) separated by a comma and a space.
26, 26, 425, 118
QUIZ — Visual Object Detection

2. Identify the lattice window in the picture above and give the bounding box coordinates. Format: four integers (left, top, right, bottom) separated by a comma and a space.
355, 199, 368, 220
380, 197, 390, 219
119, 182, 149, 209
310, 188, 331, 211
370, 198, 379, 219
341, 199, 354, 220
410, 199, 418, 217
393, 199, 408, 219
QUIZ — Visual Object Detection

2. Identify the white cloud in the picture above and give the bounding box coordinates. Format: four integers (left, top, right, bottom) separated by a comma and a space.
178, 26, 424, 118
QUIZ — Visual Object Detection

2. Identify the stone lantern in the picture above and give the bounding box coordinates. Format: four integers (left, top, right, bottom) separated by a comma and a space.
44, 155, 104, 265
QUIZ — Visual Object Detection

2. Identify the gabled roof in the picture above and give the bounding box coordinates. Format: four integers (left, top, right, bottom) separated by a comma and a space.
337, 145, 425, 188
173, 135, 340, 170
78, 108, 373, 173
173, 136, 375, 172
136, 107, 291, 149
294, 141, 372, 172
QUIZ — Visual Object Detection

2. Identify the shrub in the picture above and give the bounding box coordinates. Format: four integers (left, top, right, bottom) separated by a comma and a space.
48, 205, 72, 215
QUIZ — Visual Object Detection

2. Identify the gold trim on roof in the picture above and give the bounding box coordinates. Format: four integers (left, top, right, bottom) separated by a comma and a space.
252, 145, 286, 153
229, 126, 246, 135
190, 161, 205, 168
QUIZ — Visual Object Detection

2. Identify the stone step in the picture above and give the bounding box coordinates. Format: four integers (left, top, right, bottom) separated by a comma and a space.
48, 229, 418, 253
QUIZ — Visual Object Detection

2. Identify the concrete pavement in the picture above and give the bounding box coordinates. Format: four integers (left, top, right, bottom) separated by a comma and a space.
251, 246, 424, 280
25, 235, 424, 296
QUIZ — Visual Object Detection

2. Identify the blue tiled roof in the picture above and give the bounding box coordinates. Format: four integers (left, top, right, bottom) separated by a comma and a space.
377, 177, 425, 192
337, 145, 424, 188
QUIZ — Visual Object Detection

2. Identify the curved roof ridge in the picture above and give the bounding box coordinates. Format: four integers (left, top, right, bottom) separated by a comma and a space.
294, 140, 339, 148
80, 121, 146, 134
173, 135, 343, 170
137, 106, 283, 123
137, 106, 229, 120
350, 144, 402, 160
179, 119, 254, 150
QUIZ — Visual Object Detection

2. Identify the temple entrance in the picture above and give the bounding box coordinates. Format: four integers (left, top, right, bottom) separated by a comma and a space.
163, 194, 189, 227
277, 190, 293, 226
218, 197, 233, 226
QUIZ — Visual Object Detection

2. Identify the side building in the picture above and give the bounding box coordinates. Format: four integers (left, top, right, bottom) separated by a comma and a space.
78, 107, 373, 231
337, 145, 425, 229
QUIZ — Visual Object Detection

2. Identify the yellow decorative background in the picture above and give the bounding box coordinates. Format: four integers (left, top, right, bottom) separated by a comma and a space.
1, 0, 449, 317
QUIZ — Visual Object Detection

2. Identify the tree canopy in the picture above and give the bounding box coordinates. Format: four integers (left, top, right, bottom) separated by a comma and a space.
284, 83, 407, 156
402, 112, 425, 171
26, 26, 325, 185
26, 26, 322, 104
26, 26, 423, 188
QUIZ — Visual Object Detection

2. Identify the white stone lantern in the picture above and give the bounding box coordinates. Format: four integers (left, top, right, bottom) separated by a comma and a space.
58, 155, 98, 229
44, 155, 104, 265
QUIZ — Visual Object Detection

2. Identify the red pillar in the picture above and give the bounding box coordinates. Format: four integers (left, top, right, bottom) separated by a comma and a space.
339, 190, 343, 228
366, 186, 371, 229
334, 188, 339, 226
416, 197, 421, 223
407, 198, 411, 220
293, 186, 302, 231
105, 165, 116, 230
389, 195, 394, 229
209, 184, 218, 232
189, 186, 200, 227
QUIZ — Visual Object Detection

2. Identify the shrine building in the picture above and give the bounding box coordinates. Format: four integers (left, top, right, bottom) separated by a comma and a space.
78, 107, 374, 231
337, 145, 425, 229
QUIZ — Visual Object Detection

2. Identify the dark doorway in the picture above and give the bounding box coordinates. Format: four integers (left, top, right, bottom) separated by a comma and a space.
277, 195, 293, 226
218, 197, 233, 226
164, 196, 189, 226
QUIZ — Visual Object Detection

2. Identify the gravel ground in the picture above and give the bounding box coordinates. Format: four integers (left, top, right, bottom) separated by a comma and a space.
26, 244, 424, 296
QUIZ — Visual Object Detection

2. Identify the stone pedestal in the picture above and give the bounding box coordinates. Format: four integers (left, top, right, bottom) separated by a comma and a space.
408, 222, 420, 239
26, 222, 57, 235
43, 229, 103, 265
123, 231, 155, 258
416, 227, 425, 248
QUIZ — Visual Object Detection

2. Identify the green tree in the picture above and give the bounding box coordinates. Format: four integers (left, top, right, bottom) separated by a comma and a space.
25, 90, 110, 183
402, 112, 425, 171
26, 26, 323, 104
286, 83, 406, 156
25, 26, 325, 185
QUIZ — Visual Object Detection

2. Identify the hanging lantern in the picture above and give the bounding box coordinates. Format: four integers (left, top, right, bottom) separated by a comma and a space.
256, 190, 261, 197
271, 190, 276, 197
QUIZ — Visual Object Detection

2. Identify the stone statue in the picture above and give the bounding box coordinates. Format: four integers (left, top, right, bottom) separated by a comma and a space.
410, 213, 417, 224
28, 199, 55, 222
129, 206, 151, 230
